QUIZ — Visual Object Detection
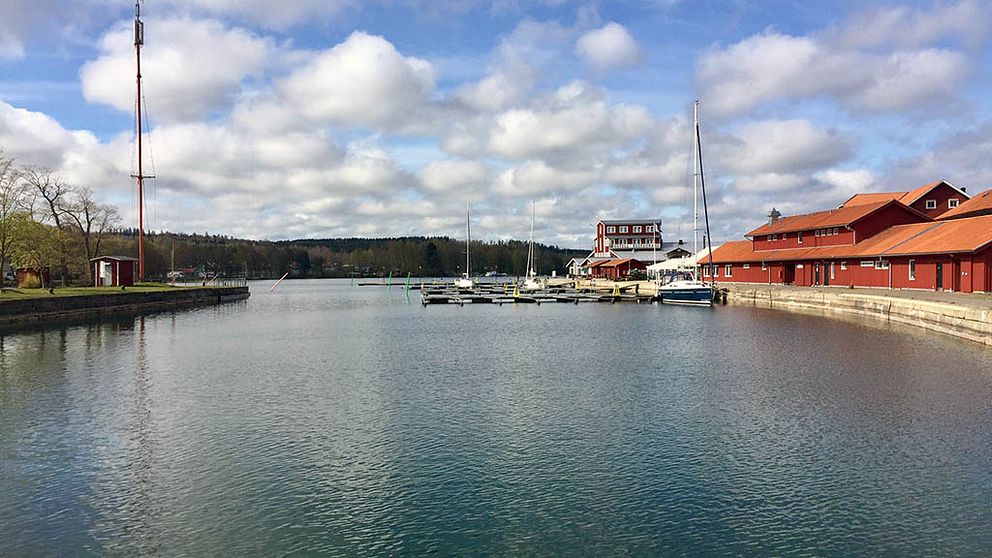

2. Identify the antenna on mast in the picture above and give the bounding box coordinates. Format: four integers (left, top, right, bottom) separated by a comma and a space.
131, 0, 154, 280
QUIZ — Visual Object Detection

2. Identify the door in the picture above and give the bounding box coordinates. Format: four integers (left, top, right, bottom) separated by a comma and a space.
783, 264, 795, 285
936, 262, 943, 290
825, 262, 831, 286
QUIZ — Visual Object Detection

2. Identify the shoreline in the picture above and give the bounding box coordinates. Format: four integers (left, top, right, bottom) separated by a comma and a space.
0, 286, 250, 330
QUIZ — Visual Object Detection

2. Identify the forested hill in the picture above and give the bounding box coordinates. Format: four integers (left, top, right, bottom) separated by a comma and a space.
103, 230, 588, 280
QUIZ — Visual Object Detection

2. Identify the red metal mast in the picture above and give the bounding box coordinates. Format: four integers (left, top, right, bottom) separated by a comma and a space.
133, 0, 147, 281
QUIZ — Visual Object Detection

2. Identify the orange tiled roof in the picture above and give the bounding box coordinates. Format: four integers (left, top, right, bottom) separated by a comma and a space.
842, 192, 905, 207
898, 180, 947, 206
746, 200, 911, 237
712, 214, 992, 263
938, 188, 992, 220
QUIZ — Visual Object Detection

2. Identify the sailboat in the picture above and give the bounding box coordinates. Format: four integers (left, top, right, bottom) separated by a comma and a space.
521, 201, 545, 291
657, 101, 715, 306
454, 203, 475, 289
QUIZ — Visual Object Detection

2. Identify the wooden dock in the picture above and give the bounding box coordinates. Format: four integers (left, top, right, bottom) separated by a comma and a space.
419, 280, 658, 306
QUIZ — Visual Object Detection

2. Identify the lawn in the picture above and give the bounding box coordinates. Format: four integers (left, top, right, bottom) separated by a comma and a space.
0, 283, 197, 300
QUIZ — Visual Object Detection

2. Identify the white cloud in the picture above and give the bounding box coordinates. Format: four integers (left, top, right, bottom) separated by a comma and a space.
419, 160, 490, 193
716, 119, 854, 175
277, 31, 435, 131
81, 17, 272, 121
698, 28, 971, 116
493, 160, 599, 197
576, 23, 643, 71
488, 81, 652, 160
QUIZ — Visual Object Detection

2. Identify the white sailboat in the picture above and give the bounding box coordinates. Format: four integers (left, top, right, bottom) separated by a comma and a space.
454, 203, 475, 289
657, 101, 715, 306
521, 201, 545, 291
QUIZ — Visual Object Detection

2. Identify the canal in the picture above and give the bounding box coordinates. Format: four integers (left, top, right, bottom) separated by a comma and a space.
1, 279, 990, 556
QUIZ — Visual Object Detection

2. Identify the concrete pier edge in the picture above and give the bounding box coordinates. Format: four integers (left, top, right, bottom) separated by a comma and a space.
0, 286, 250, 328
723, 284, 992, 347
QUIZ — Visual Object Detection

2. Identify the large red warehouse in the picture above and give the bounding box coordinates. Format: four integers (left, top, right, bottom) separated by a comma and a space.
706, 182, 992, 293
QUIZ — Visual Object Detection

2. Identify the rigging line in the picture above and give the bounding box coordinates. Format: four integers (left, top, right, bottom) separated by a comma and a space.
139, 85, 158, 231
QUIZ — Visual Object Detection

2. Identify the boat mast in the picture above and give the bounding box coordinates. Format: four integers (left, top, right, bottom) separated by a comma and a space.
132, 0, 149, 281
692, 102, 699, 256
695, 100, 715, 285
527, 201, 536, 277
465, 201, 470, 278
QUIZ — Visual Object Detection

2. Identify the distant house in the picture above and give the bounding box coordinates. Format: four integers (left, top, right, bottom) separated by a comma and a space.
91, 256, 138, 287
592, 219, 663, 258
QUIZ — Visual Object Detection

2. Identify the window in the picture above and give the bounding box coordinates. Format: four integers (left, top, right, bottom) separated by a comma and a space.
815, 229, 821, 237
875, 260, 889, 270
743, 263, 750, 269
948, 199, 959, 209
832, 228, 839, 235
830, 262, 835, 280
840, 261, 847, 271
633, 225, 642, 233
703, 266, 710, 277
771, 234, 777, 241
725, 264, 732, 277
861, 261, 874, 267
606, 226, 615, 233
798, 231, 803, 244
619, 226, 628, 233
782, 233, 788, 240
761, 262, 768, 271
909, 259, 916, 280
925, 199, 937, 209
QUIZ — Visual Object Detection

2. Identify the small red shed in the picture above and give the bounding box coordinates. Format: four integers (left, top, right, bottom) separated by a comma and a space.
91, 256, 138, 287
16, 267, 51, 288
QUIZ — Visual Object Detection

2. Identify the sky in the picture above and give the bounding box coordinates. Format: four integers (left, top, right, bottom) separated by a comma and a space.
1, 0, 991, 249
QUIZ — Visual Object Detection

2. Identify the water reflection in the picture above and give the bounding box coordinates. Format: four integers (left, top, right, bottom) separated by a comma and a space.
1, 280, 991, 556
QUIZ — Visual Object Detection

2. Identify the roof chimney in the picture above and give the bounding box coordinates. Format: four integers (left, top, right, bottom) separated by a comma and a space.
767, 207, 782, 224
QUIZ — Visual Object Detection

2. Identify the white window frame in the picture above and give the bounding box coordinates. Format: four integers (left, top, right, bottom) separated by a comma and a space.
606, 226, 616, 233
743, 263, 750, 269
633, 225, 642, 233
619, 226, 628, 233
874, 260, 889, 270
840, 261, 847, 271
797, 231, 803, 244
861, 261, 874, 267
771, 234, 777, 241
948, 199, 959, 209
724, 264, 732, 277
782, 233, 788, 240
909, 259, 916, 280
925, 199, 937, 209
761, 262, 768, 271
702, 266, 710, 277
830, 262, 835, 280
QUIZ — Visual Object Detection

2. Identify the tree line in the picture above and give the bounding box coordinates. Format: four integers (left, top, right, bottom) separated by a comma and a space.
1, 150, 586, 286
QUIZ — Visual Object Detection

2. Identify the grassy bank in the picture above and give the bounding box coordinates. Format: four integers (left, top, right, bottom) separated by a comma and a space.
0, 283, 195, 301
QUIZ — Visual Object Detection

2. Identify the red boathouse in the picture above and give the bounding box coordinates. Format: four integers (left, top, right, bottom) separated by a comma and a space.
91, 256, 138, 287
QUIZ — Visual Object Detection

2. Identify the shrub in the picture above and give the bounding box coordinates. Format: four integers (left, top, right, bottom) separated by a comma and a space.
19, 274, 42, 289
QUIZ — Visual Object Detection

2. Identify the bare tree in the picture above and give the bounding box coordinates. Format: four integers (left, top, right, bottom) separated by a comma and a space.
0, 151, 29, 288
64, 186, 120, 283
21, 167, 73, 285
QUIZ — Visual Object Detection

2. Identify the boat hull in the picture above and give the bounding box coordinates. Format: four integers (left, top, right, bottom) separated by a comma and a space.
659, 287, 713, 306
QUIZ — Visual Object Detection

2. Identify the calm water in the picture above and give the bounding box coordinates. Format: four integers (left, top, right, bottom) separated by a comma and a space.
1, 279, 991, 556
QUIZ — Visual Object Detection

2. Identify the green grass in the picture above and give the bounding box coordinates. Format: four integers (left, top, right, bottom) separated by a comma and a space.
0, 282, 202, 300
